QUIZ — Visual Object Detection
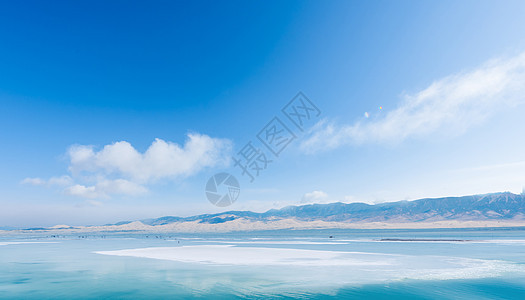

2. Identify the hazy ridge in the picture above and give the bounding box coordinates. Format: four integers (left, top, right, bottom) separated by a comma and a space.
6, 192, 525, 233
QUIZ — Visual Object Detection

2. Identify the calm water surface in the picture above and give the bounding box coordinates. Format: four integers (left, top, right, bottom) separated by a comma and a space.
1, 228, 525, 299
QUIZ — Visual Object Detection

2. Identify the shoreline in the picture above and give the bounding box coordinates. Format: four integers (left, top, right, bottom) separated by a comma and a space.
2, 219, 525, 234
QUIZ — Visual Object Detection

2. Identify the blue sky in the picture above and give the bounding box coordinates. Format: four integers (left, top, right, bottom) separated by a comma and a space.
2, 0, 525, 227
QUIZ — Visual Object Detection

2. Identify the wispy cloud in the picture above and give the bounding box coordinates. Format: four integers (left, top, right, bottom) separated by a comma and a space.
26, 133, 232, 199
301, 190, 329, 204
22, 175, 73, 187
301, 52, 525, 152
64, 179, 147, 199
453, 160, 525, 173
21, 177, 46, 186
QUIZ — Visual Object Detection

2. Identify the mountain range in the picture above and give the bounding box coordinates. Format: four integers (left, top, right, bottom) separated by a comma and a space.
7, 192, 525, 232
133, 192, 525, 226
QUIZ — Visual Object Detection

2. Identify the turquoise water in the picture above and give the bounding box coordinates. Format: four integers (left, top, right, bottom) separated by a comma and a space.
1, 228, 525, 299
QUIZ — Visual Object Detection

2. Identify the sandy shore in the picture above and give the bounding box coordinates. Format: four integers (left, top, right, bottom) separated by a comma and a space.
3, 218, 525, 234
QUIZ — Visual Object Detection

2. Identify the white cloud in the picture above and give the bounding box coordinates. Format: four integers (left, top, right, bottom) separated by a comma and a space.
68, 133, 231, 182
96, 179, 147, 195
28, 133, 232, 199
64, 179, 147, 199
21, 177, 46, 186
301, 52, 525, 152
301, 190, 329, 204
47, 175, 74, 186
21, 175, 73, 187
65, 184, 100, 199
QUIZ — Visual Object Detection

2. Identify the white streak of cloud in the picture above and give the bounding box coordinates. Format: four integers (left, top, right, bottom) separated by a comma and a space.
65, 184, 100, 199
21, 175, 73, 187
64, 179, 147, 199
301, 52, 525, 152
47, 175, 74, 186
21, 177, 46, 186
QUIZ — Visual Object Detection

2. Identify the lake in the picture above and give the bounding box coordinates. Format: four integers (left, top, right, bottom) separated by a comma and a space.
1, 228, 525, 299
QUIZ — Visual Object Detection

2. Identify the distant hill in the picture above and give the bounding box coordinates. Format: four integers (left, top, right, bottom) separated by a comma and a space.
9, 192, 525, 233
139, 192, 525, 225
